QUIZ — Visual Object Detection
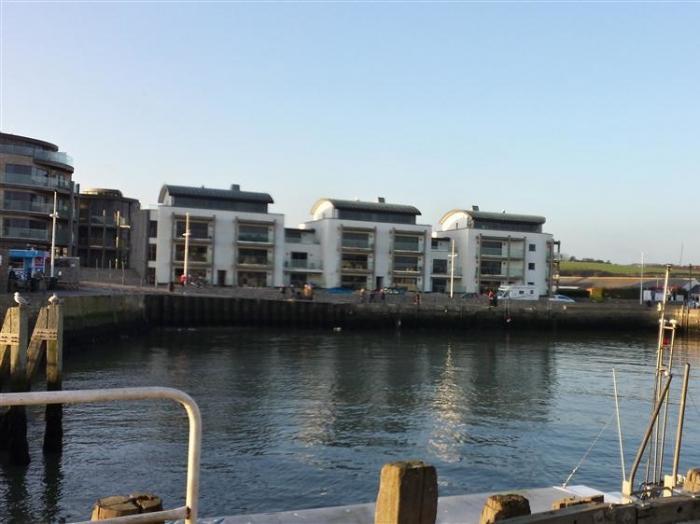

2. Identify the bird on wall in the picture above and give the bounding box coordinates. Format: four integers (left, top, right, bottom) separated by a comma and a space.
48, 293, 60, 305
14, 292, 30, 307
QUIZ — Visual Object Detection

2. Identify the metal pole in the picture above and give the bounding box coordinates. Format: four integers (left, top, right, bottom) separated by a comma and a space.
115, 209, 121, 269
625, 375, 673, 497
672, 363, 691, 483
449, 238, 455, 299
613, 369, 626, 482
50, 191, 58, 278
183, 212, 191, 283
640, 251, 644, 305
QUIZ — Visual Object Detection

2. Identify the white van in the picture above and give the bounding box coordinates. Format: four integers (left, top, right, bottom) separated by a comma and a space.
497, 285, 539, 301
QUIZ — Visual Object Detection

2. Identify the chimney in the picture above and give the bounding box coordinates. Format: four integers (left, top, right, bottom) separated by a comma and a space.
231, 184, 240, 191
378, 197, 386, 203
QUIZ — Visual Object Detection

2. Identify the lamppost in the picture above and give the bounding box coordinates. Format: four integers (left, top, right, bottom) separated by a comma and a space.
449, 238, 458, 299
115, 209, 131, 285
49, 192, 58, 278
183, 212, 191, 284
639, 251, 644, 305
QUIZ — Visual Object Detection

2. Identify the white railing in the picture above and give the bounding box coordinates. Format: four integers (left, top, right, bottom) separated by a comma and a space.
0, 387, 201, 524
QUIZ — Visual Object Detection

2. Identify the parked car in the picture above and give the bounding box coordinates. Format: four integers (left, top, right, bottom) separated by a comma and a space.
548, 294, 576, 303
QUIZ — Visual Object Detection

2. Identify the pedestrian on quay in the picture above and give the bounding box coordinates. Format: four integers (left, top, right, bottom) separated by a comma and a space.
360, 288, 366, 303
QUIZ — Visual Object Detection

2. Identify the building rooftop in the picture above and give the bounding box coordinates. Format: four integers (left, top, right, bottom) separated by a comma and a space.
439, 209, 546, 225
0, 132, 59, 152
311, 198, 421, 216
158, 184, 274, 204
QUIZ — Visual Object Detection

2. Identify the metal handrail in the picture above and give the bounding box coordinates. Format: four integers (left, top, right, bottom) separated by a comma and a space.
0, 387, 201, 524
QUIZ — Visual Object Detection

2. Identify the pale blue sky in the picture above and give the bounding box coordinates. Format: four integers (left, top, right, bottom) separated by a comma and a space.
2, 2, 698, 263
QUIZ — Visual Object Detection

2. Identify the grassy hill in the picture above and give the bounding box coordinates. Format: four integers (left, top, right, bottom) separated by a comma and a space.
559, 260, 690, 277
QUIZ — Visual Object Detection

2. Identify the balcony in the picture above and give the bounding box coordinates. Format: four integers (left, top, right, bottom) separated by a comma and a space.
341, 262, 372, 273
480, 271, 524, 279
3, 227, 50, 241
237, 257, 271, 268
431, 267, 463, 277
284, 260, 323, 272
237, 232, 272, 244
392, 265, 422, 274
341, 238, 373, 250
0, 144, 74, 169
480, 248, 525, 259
2, 172, 72, 192
393, 240, 421, 252
1, 199, 53, 214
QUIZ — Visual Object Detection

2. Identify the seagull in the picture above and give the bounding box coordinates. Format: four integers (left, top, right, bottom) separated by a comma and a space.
48, 293, 60, 305
14, 292, 30, 307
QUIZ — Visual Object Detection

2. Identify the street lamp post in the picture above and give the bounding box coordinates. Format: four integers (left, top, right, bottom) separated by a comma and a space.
639, 251, 644, 305
183, 212, 191, 284
49, 192, 58, 278
449, 238, 458, 299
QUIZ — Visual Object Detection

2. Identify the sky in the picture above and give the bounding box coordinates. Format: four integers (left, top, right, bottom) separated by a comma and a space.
1, 1, 698, 264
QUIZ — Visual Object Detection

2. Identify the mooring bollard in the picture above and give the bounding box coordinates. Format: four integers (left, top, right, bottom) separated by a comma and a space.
91, 492, 163, 521
479, 494, 531, 524
374, 460, 438, 524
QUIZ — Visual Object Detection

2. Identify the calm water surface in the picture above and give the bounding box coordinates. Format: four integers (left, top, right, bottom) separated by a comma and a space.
3, 328, 700, 522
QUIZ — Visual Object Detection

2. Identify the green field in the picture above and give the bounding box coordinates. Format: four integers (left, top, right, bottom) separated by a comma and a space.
559, 261, 689, 277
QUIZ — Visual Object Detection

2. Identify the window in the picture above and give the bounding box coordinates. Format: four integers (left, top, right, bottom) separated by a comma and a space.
480, 260, 503, 276
239, 224, 270, 243
528, 281, 534, 285
528, 262, 536, 270
529, 243, 536, 252
148, 220, 158, 238
148, 244, 157, 261
481, 240, 503, 256
176, 220, 209, 239
432, 259, 448, 274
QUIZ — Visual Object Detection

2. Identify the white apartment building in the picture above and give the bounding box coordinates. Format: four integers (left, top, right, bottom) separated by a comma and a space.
304, 197, 432, 291
283, 227, 324, 287
438, 208, 559, 296
147, 184, 284, 287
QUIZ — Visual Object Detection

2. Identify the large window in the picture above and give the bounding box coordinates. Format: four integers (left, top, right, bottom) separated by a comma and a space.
341, 253, 369, 270
238, 248, 269, 266
238, 224, 270, 243
480, 260, 503, 276
342, 232, 371, 249
432, 259, 448, 274
148, 220, 158, 238
393, 255, 420, 272
176, 220, 209, 239
175, 244, 209, 262
481, 240, 503, 256
394, 235, 420, 251
341, 275, 368, 289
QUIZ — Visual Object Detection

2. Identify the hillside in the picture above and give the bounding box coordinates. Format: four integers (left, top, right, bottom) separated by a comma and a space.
559, 261, 692, 277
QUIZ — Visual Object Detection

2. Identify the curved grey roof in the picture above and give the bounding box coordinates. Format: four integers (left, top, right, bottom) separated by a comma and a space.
311, 198, 421, 216
159, 185, 273, 204
440, 209, 545, 225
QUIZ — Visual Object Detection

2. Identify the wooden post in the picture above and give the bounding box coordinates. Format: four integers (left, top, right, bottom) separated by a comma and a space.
43, 304, 64, 454
374, 461, 438, 524
0, 306, 30, 465
91, 493, 162, 521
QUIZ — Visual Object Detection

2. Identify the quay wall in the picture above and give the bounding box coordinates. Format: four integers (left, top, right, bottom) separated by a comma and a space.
144, 294, 662, 331
0, 292, 681, 339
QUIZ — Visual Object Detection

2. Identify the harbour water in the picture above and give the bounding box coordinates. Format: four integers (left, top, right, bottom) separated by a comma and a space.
2, 328, 700, 523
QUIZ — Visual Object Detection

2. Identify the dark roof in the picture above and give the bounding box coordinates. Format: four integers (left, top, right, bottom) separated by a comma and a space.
311, 198, 421, 216
159, 185, 273, 204
440, 209, 545, 225
0, 132, 59, 152
285, 227, 315, 233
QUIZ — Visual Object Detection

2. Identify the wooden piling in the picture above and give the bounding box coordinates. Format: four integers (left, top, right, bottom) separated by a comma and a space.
0, 306, 30, 465
91, 493, 163, 521
43, 304, 64, 454
374, 460, 438, 524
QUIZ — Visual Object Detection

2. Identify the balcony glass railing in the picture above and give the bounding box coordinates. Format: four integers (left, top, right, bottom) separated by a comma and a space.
341, 262, 370, 271
481, 247, 504, 256
481, 248, 525, 259
2, 172, 72, 190
285, 260, 323, 270
341, 238, 372, 249
3, 227, 50, 241
394, 264, 421, 272
393, 241, 421, 251
238, 257, 269, 266
238, 232, 270, 243
0, 144, 74, 167
2, 200, 53, 213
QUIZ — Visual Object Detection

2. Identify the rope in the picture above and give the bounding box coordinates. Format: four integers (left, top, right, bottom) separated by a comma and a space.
562, 412, 615, 488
